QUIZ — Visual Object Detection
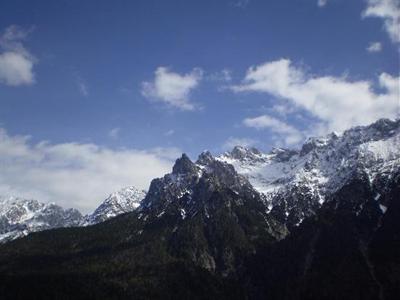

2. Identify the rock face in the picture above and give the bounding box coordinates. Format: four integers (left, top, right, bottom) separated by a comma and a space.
0, 197, 82, 243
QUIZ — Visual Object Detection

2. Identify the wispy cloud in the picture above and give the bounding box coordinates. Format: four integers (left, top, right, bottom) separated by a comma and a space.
362, 0, 400, 43
232, 58, 399, 135
0, 128, 180, 213
0, 25, 36, 86
366, 41, 383, 52
141, 67, 203, 111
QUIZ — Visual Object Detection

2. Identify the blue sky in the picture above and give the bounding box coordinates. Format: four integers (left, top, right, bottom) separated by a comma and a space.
0, 0, 399, 211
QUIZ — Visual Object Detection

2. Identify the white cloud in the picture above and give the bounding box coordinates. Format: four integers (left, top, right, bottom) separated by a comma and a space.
108, 127, 120, 139
367, 41, 383, 52
362, 0, 400, 43
243, 115, 304, 145
0, 128, 180, 213
223, 137, 257, 150
232, 58, 399, 135
141, 67, 203, 111
0, 25, 36, 86
318, 0, 328, 7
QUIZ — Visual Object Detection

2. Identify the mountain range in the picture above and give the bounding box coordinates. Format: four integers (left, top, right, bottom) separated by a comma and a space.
0, 186, 146, 243
0, 118, 398, 299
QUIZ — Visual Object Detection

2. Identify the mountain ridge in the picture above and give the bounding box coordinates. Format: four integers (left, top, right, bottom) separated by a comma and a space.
0, 118, 398, 243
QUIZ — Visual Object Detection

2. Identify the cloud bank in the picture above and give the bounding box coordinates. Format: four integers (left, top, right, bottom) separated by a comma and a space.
0, 129, 179, 213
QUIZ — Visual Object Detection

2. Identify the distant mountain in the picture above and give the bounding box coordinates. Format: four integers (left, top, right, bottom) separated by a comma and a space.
0, 197, 82, 243
0, 186, 146, 243
0, 118, 398, 299
82, 186, 146, 225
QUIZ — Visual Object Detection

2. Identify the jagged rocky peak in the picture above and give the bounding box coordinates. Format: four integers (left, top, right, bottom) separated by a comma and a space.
269, 147, 298, 162
371, 117, 400, 132
229, 145, 263, 161
197, 151, 251, 190
196, 150, 214, 165
140, 148, 267, 219
172, 153, 198, 175
298, 118, 400, 157
138, 150, 287, 274
299, 133, 339, 156
342, 118, 400, 145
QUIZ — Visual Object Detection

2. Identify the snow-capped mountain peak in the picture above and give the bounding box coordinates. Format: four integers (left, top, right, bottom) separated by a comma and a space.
82, 186, 146, 225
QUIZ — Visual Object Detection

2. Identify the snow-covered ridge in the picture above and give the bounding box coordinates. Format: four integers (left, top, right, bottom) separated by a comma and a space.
218, 118, 400, 224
